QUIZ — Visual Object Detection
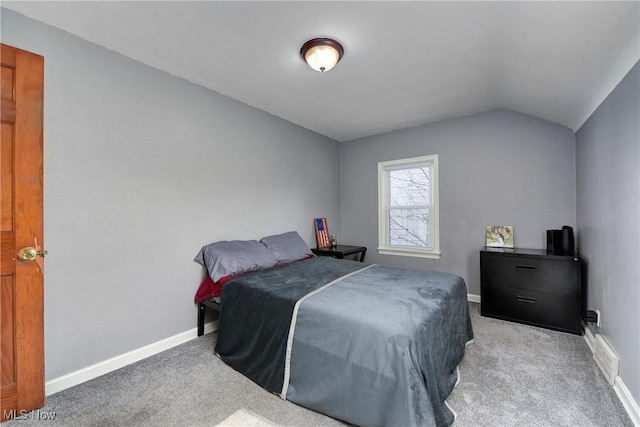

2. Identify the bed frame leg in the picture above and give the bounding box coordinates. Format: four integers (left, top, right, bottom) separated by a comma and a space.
197, 303, 205, 336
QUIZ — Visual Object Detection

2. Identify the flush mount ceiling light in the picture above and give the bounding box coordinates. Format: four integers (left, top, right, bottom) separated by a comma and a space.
300, 38, 344, 72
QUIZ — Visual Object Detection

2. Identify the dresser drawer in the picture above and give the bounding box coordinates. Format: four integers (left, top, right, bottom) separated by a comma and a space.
481, 253, 577, 294
481, 285, 580, 334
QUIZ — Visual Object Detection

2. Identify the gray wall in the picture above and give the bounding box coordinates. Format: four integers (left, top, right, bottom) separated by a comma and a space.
5, 6, 636, 407
340, 109, 576, 295
1, 9, 341, 380
576, 61, 639, 404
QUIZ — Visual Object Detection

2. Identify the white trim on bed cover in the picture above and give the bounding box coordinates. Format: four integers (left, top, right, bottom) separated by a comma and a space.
280, 264, 376, 399
445, 337, 476, 421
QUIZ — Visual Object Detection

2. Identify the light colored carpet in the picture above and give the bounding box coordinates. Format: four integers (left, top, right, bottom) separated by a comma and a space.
446, 304, 632, 426
4, 303, 632, 426
215, 409, 280, 427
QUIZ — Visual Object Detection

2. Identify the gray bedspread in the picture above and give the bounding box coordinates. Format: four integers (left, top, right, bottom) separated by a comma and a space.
215, 257, 474, 427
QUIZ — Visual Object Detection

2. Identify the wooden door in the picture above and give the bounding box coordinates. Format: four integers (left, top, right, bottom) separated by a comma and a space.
1, 44, 45, 421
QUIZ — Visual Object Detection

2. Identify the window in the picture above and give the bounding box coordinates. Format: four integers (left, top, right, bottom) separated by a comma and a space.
378, 154, 440, 259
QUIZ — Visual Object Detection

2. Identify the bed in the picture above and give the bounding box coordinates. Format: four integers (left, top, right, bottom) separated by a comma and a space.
194, 232, 474, 427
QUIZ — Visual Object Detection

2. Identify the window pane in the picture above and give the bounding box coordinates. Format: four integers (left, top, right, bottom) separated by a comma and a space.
389, 208, 430, 247
389, 166, 430, 207
378, 154, 439, 259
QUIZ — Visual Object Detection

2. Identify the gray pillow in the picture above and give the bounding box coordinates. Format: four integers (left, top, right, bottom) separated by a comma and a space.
260, 231, 315, 264
194, 240, 278, 282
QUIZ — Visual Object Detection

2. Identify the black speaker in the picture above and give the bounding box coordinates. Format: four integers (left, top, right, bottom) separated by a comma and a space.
547, 229, 563, 254
562, 225, 575, 255
547, 227, 575, 255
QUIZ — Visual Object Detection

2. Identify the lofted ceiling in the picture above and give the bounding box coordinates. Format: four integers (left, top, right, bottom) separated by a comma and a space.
3, 1, 639, 142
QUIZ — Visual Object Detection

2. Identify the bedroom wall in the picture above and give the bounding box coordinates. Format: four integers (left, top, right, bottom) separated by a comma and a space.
1, 9, 341, 380
339, 109, 577, 296
575, 61, 639, 408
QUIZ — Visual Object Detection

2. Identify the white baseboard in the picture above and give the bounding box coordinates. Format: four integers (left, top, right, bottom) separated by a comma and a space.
583, 327, 639, 426
45, 320, 217, 396
614, 376, 640, 426
467, 293, 481, 304
582, 321, 596, 353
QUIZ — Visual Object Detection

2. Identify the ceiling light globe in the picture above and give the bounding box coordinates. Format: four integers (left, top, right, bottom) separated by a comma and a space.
301, 38, 344, 73
305, 46, 339, 72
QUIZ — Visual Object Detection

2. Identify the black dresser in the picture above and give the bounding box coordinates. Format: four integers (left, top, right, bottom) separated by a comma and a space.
480, 247, 583, 335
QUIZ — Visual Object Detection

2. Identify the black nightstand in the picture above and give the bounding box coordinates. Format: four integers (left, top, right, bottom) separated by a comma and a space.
312, 245, 367, 262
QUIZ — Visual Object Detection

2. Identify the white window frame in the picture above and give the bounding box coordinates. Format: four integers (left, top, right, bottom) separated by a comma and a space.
378, 154, 440, 259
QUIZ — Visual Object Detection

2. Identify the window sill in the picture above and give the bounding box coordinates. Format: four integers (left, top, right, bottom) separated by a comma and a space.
377, 247, 441, 259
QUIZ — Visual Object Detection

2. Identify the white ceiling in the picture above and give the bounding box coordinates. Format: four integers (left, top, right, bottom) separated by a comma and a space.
3, 1, 639, 142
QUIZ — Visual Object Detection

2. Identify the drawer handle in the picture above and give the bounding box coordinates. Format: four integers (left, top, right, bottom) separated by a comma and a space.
515, 265, 536, 272
516, 296, 537, 304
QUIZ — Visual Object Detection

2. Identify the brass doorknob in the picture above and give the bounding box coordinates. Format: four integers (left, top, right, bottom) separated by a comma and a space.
17, 247, 48, 261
